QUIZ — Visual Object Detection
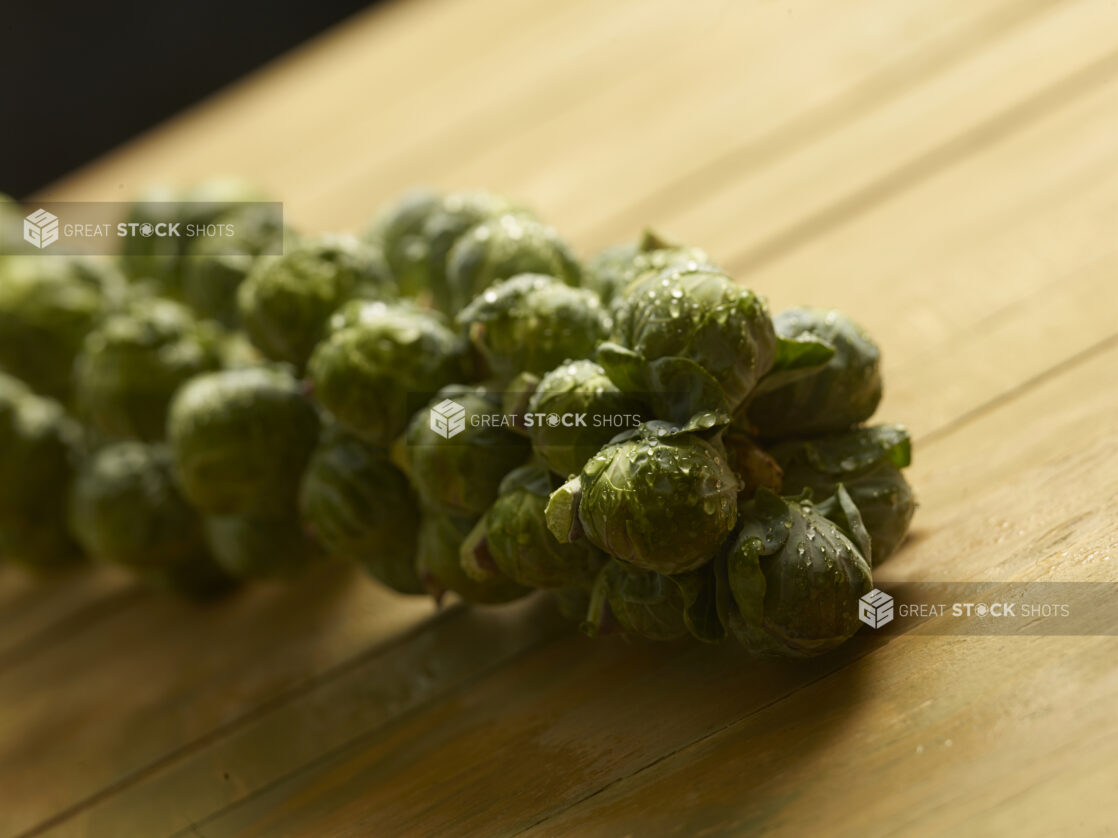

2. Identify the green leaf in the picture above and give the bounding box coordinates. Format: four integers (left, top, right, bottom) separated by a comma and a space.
544, 476, 583, 544
674, 568, 725, 643
750, 333, 836, 397
816, 484, 872, 560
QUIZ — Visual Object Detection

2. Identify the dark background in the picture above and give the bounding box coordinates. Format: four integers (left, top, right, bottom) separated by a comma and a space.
0, 0, 379, 198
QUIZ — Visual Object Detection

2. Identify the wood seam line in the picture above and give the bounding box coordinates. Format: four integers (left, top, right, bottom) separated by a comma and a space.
722, 46, 1118, 276
511, 644, 889, 838
9, 601, 476, 838
157, 327, 1118, 838
4, 0, 1067, 652
919, 331, 1118, 447
11, 601, 558, 838
586, 0, 1065, 239
0, 587, 146, 673
170, 625, 586, 838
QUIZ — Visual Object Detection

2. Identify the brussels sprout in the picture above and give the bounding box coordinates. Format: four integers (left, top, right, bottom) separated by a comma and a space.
238, 234, 396, 369
521, 360, 648, 477
73, 298, 224, 441
747, 307, 882, 438
546, 419, 739, 574
716, 486, 873, 657
0, 378, 83, 567
461, 464, 604, 590
445, 215, 580, 314
118, 180, 268, 295
771, 424, 915, 564
585, 231, 713, 307
181, 205, 290, 326
416, 511, 530, 604
583, 558, 723, 643
203, 514, 320, 578
422, 192, 529, 312
307, 300, 469, 446
0, 256, 124, 400
68, 442, 232, 594
456, 274, 610, 381
401, 385, 531, 517
216, 331, 264, 369
598, 267, 776, 423
364, 188, 443, 298
583, 243, 639, 308
299, 427, 423, 594
167, 366, 320, 516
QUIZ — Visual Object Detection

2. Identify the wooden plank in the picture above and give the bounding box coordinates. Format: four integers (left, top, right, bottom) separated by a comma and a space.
36, 69, 1118, 838
0, 563, 442, 838
0, 568, 136, 665
31, 597, 569, 838
165, 341, 1118, 838
41, 0, 1058, 233
294, 0, 1054, 230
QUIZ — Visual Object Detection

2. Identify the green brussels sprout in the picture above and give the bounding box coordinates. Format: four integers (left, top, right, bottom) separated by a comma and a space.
0, 256, 124, 400
299, 427, 423, 594
461, 464, 604, 590
583, 558, 723, 642
716, 486, 873, 658
216, 331, 264, 370
0, 378, 83, 567
167, 366, 320, 516
546, 419, 740, 574
771, 424, 915, 564
421, 192, 529, 312
747, 307, 882, 438
445, 215, 580, 314
118, 180, 269, 295
583, 243, 639, 308
73, 298, 224, 441
203, 514, 320, 579
598, 267, 776, 423
520, 359, 648, 477
307, 300, 469, 446
456, 274, 610, 382
238, 234, 396, 370
416, 511, 530, 604
400, 385, 531, 517
584, 231, 713, 307
364, 188, 443, 298
68, 442, 232, 594
180, 205, 291, 326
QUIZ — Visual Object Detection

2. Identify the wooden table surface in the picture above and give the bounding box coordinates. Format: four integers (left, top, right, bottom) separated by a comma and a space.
6, 0, 1118, 835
